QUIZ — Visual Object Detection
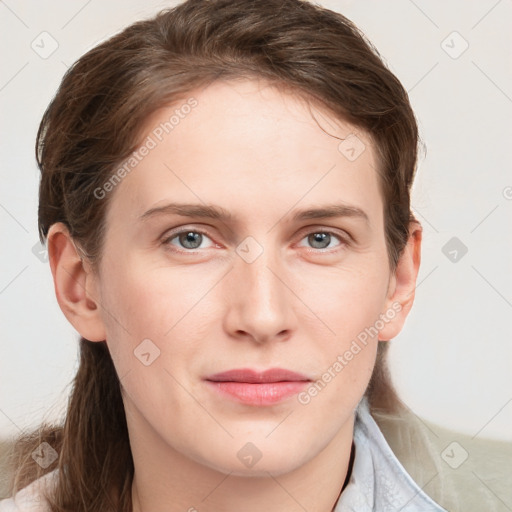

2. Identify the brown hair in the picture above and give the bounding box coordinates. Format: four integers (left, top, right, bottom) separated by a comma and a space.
8, 0, 418, 509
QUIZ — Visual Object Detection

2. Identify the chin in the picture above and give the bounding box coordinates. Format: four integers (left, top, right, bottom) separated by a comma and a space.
197, 443, 310, 478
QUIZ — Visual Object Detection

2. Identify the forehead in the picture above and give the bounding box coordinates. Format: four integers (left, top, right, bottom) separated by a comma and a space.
106, 78, 383, 229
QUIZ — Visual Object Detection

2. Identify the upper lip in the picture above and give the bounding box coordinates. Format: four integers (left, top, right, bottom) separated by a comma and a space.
205, 368, 311, 383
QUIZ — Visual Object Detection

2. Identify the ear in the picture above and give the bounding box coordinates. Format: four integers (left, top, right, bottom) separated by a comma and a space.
47, 222, 106, 342
378, 220, 422, 341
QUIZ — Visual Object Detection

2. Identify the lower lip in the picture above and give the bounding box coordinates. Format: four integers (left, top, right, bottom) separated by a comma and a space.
206, 381, 309, 406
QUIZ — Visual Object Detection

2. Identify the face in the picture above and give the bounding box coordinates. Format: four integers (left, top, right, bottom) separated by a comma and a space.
88, 79, 399, 476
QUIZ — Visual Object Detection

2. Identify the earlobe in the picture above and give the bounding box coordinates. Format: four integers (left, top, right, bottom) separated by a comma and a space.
378, 221, 422, 341
47, 222, 106, 342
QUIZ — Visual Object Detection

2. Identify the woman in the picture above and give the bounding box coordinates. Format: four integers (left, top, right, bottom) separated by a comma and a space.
0, 0, 478, 510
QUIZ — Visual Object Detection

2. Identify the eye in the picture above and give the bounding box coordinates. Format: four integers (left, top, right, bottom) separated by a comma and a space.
162, 229, 216, 252
297, 230, 347, 251
161, 227, 349, 254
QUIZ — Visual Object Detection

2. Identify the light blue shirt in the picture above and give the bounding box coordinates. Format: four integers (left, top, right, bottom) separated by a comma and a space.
334, 397, 447, 511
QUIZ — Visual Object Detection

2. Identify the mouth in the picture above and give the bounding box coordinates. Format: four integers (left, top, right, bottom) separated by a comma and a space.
204, 368, 311, 406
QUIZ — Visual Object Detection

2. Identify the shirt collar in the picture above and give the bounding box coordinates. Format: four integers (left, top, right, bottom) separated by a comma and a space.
333, 397, 448, 512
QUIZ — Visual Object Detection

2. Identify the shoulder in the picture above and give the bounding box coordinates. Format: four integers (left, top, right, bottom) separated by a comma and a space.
0, 470, 57, 512
372, 404, 512, 512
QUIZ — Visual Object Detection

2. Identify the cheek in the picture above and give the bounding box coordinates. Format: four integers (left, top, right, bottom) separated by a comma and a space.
97, 258, 215, 375
100, 257, 193, 336
96, 262, 196, 418
95, 260, 163, 370
302, 262, 389, 341
299, 262, 387, 391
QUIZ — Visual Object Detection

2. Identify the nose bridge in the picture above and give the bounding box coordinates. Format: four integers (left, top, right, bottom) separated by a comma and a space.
226, 234, 292, 340
238, 234, 282, 304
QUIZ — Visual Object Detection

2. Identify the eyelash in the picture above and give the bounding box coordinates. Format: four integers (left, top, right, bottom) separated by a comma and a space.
161, 227, 350, 255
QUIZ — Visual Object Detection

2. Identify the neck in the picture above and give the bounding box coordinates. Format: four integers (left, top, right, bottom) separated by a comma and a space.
129, 414, 355, 512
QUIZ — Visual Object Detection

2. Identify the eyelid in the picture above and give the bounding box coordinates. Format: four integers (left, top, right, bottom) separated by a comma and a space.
161, 226, 218, 250
296, 225, 352, 242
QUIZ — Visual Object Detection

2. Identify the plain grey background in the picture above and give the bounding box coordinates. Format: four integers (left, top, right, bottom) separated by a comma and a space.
1, 0, 511, 442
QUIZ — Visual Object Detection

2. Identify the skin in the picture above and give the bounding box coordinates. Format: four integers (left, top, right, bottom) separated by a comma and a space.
48, 78, 422, 512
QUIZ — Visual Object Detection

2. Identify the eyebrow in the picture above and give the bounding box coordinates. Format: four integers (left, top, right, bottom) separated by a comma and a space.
139, 202, 369, 225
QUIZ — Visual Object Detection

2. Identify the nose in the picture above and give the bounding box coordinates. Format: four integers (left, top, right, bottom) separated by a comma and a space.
222, 238, 296, 345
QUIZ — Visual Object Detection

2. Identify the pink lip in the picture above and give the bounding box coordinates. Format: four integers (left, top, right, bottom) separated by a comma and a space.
205, 368, 311, 406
